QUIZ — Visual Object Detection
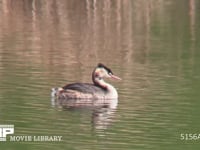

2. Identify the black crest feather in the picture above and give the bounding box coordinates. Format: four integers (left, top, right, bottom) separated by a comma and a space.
97, 63, 113, 74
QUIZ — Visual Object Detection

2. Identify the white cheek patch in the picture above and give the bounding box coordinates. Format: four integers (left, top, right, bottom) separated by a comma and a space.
94, 69, 100, 77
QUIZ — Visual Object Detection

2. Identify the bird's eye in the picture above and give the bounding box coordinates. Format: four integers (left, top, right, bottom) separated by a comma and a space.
108, 72, 112, 75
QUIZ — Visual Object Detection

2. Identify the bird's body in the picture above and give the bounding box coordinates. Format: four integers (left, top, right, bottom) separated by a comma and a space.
52, 63, 121, 99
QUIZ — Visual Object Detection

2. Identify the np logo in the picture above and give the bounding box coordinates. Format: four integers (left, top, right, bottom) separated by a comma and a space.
0, 125, 14, 141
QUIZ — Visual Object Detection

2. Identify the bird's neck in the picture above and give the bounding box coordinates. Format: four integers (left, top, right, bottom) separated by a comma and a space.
92, 70, 112, 90
92, 76, 118, 98
93, 76, 108, 89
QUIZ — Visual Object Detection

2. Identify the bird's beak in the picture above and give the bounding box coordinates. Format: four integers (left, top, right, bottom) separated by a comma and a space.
110, 74, 121, 80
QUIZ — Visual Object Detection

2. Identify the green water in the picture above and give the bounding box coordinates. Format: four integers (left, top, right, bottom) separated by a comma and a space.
0, 0, 200, 149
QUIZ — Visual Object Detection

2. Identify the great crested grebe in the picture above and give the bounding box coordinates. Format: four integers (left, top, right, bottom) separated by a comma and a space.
52, 63, 121, 99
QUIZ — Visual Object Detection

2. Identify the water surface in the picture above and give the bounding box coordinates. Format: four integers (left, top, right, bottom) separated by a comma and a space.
0, 0, 200, 149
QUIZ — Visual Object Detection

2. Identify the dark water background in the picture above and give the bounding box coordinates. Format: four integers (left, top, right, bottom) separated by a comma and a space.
0, 0, 200, 149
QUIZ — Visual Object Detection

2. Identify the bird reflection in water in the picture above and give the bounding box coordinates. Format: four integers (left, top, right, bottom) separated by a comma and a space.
51, 97, 118, 130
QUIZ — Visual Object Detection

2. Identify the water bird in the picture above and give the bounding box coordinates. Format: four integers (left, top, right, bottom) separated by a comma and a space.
52, 63, 121, 99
